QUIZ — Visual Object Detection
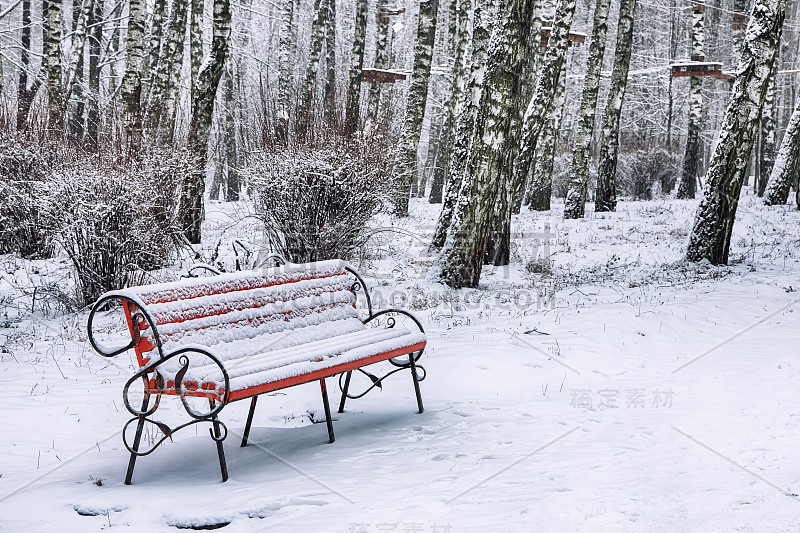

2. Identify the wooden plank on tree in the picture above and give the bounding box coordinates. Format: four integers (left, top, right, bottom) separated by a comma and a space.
361, 68, 407, 83
671, 61, 724, 78
540, 25, 586, 47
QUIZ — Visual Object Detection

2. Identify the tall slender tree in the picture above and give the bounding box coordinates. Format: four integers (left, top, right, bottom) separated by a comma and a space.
143, 0, 166, 97
190, 0, 203, 99
764, 91, 800, 206
275, 0, 295, 142
85, 0, 102, 148
686, 0, 786, 264
322, 0, 336, 125
676, 0, 705, 199
757, 64, 778, 196
66, 0, 89, 140
595, 0, 638, 212
343, 0, 368, 134
563, 0, 613, 219
394, 0, 439, 216
122, 0, 146, 150
16, 0, 42, 129
298, 0, 328, 138
179, 0, 231, 243
46, 0, 64, 135
365, 0, 393, 125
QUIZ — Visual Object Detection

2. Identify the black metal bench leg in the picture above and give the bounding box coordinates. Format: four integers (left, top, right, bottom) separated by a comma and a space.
338, 371, 352, 413
320, 379, 335, 443
409, 353, 424, 414
124, 393, 150, 485
241, 396, 258, 447
209, 399, 228, 482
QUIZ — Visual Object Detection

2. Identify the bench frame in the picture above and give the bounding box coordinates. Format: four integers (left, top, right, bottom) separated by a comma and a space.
87, 258, 426, 484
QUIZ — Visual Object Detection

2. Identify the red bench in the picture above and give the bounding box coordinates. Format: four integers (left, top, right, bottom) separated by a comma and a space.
87, 259, 427, 484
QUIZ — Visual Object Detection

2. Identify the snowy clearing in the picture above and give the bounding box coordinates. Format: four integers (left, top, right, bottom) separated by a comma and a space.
1, 194, 800, 532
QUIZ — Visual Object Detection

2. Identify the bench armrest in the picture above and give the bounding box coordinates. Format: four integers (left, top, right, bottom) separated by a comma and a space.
363, 307, 426, 366
87, 293, 164, 359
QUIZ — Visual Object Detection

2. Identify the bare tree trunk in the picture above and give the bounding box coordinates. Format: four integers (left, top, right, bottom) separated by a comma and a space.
394, 0, 439, 216
433, 0, 537, 287
429, 2, 488, 254
732, 0, 747, 59
16, 0, 38, 129
757, 63, 778, 196
298, 0, 328, 138
676, 0, 705, 199
85, 0, 102, 148
365, 0, 392, 125
513, 0, 578, 215
526, 62, 567, 211
429, 0, 470, 205
764, 90, 800, 205
46, 0, 64, 135
563, 0, 612, 219
147, 0, 188, 142
685, 0, 786, 264
122, 0, 146, 151
275, 0, 295, 143
665, 0, 677, 151
322, 0, 336, 126
143, 0, 166, 97
344, 0, 368, 135
179, 0, 231, 244
190, 0, 203, 99
595, 0, 637, 212
66, 0, 90, 140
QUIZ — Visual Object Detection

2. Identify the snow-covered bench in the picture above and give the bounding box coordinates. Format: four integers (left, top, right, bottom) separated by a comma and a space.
87, 259, 427, 484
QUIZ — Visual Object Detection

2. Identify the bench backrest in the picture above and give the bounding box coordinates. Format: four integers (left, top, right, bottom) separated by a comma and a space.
114, 260, 360, 367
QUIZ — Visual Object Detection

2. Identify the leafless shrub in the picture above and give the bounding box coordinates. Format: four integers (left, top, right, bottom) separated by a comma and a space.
248, 137, 396, 263
616, 148, 681, 200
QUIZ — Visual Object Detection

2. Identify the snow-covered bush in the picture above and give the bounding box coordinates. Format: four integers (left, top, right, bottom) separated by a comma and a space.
248, 139, 395, 263
616, 148, 681, 200
41, 152, 187, 306
0, 141, 52, 258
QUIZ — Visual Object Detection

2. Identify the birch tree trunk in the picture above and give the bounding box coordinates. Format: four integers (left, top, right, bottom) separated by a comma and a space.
757, 64, 778, 196
432, 0, 536, 287
343, 0, 368, 135
365, 0, 392, 125
16, 0, 37, 129
66, 0, 90, 140
526, 62, 567, 211
595, 0, 637, 212
394, 0, 438, 216
676, 0, 705, 199
685, 0, 786, 264
429, 3, 489, 253
732, 0, 747, 59
122, 0, 146, 151
275, 0, 295, 143
85, 0, 102, 148
429, 0, 470, 205
46, 0, 64, 135
190, 0, 203, 100
143, 0, 166, 97
179, 0, 231, 243
298, 0, 327, 138
323, 0, 336, 126
513, 0, 578, 213
563, 0, 613, 219
764, 91, 800, 205
147, 0, 188, 141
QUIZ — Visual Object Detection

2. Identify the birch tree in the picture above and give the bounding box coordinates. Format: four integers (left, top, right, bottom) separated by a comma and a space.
179, 0, 231, 243
66, 0, 90, 140
429, 3, 489, 253
122, 0, 146, 150
563, 0, 612, 219
757, 65, 777, 196
512, 0, 578, 214
190, 0, 203, 98
143, 0, 167, 97
686, 0, 786, 264
46, 0, 64, 135
275, 0, 295, 142
595, 0, 637, 212
16, 0, 43, 129
432, 0, 537, 287
323, 0, 336, 125
394, 0, 438, 216
298, 0, 328, 138
85, 0, 102, 148
676, 0, 705, 199
764, 91, 800, 206
365, 0, 393, 125
526, 63, 568, 211
344, 0, 368, 135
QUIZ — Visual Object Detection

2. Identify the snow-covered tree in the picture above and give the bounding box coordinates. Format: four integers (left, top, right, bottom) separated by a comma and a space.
276, 0, 296, 143
686, 0, 787, 264
344, 0, 368, 135
46, 0, 63, 135
764, 91, 800, 206
122, 0, 146, 151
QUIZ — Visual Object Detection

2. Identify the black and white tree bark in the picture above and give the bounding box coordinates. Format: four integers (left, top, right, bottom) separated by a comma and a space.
275, 0, 295, 142
563, 0, 612, 219
322, 0, 336, 125
764, 90, 800, 206
526, 62, 568, 211
365, 0, 393, 125
343, 0, 368, 135
676, 0, 705, 199
65, 0, 90, 140
298, 0, 328, 138
16, 0, 44, 129
148, 0, 188, 142
179, 0, 231, 243
429, 2, 489, 253
595, 0, 638, 212
122, 0, 146, 151
512, 0, 578, 214
394, 0, 438, 216
685, 0, 786, 264
143, 0, 166, 96
756, 64, 778, 196
190, 0, 203, 99
429, 0, 470, 204
732, 0, 748, 59
85, 0, 102, 148
432, 0, 537, 287
46, 0, 64, 135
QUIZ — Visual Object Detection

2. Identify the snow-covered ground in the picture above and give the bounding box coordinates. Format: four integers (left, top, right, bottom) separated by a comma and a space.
2, 191, 799, 532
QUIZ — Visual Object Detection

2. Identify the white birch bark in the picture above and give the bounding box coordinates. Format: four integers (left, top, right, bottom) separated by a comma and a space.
686, 0, 786, 264
764, 91, 800, 206
122, 0, 146, 150
677, 0, 705, 199
563, 0, 613, 219
323, 0, 336, 125
275, 0, 295, 143
298, 0, 328, 138
344, 0, 368, 135
757, 63, 778, 196
46, 0, 64, 135
365, 0, 392, 125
